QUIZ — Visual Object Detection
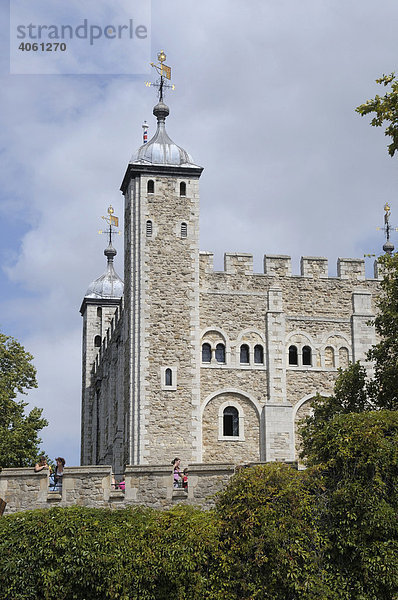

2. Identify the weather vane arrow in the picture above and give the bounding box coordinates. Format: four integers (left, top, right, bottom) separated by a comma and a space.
145, 50, 175, 102
98, 205, 121, 245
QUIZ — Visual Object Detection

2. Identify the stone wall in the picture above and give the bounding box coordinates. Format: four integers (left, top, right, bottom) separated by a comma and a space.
0, 463, 236, 515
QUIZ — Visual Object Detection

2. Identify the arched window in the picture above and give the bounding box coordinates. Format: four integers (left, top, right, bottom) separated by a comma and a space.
181, 222, 187, 238
325, 346, 335, 368
254, 344, 264, 364
179, 181, 186, 196
240, 344, 250, 364
289, 345, 298, 365
147, 179, 154, 194
165, 368, 172, 386
215, 343, 225, 363
96, 307, 102, 318
223, 406, 239, 436
94, 335, 101, 348
339, 347, 349, 368
202, 343, 211, 363
302, 346, 312, 366
146, 220, 153, 237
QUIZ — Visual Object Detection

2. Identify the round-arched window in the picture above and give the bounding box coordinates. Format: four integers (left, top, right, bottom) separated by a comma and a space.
202, 343, 211, 363
223, 406, 239, 436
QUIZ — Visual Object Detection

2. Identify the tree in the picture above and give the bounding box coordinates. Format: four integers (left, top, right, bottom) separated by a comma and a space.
0, 332, 48, 468
308, 411, 398, 600
367, 252, 398, 410
300, 362, 370, 465
214, 463, 334, 600
356, 73, 398, 157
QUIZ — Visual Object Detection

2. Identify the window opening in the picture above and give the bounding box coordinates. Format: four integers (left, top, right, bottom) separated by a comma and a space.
302, 346, 312, 366
94, 335, 101, 348
165, 368, 172, 386
240, 344, 250, 364
254, 344, 264, 364
202, 343, 211, 363
289, 345, 298, 365
181, 222, 188, 238
223, 406, 239, 436
215, 343, 225, 363
146, 220, 153, 237
147, 180, 154, 193
180, 181, 186, 196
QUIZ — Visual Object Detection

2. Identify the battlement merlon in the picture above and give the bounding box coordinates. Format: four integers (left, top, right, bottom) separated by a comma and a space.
199, 252, 381, 280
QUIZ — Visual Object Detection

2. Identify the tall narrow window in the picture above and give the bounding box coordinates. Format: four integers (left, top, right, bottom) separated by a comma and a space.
302, 346, 312, 366
97, 307, 102, 318
289, 345, 298, 365
254, 344, 264, 364
147, 179, 154, 193
165, 368, 172, 386
223, 406, 239, 436
325, 346, 335, 368
240, 344, 250, 364
202, 343, 211, 363
215, 343, 225, 363
94, 335, 101, 348
146, 220, 153, 237
339, 347, 349, 368
180, 181, 186, 196
181, 222, 188, 238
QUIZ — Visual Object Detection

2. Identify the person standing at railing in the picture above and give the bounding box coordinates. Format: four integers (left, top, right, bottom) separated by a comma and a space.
182, 468, 188, 489
172, 457, 182, 488
54, 457, 65, 491
34, 455, 51, 473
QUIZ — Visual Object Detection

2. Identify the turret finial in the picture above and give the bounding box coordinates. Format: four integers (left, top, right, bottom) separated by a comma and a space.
98, 205, 121, 260
377, 203, 397, 255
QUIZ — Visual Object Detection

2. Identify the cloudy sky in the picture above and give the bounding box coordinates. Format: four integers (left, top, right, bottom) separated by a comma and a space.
1, 0, 397, 467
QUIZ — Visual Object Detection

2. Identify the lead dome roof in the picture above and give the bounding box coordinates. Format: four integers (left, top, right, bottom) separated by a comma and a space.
131, 101, 200, 167
85, 244, 124, 300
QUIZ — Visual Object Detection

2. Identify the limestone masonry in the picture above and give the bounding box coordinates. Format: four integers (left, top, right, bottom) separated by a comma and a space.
79, 97, 380, 477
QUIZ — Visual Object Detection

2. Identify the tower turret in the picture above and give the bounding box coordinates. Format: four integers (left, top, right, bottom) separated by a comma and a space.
80, 207, 123, 465
120, 51, 203, 465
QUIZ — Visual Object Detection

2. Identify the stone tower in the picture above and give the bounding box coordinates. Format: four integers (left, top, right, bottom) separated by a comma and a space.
120, 99, 203, 465
80, 241, 123, 465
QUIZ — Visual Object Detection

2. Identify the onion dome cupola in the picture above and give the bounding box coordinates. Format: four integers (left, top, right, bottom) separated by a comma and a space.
80, 206, 124, 316
132, 100, 199, 167
121, 50, 203, 192
84, 242, 124, 300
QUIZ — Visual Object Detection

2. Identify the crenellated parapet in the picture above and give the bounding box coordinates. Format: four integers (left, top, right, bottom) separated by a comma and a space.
199, 251, 380, 281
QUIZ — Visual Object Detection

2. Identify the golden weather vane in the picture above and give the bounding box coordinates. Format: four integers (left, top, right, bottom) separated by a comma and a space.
98, 205, 121, 245
375, 203, 397, 255
145, 50, 175, 102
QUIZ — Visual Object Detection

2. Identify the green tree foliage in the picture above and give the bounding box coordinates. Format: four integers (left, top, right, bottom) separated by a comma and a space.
311, 411, 398, 600
0, 332, 48, 467
301, 250, 398, 464
356, 73, 398, 157
214, 463, 334, 600
0, 439, 397, 600
0, 505, 219, 600
367, 252, 398, 410
301, 362, 370, 465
